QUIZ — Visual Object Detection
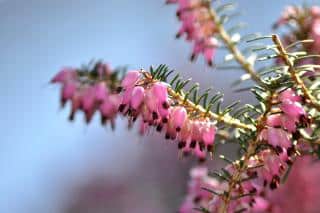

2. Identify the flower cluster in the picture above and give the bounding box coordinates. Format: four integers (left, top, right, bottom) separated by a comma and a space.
181, 155, 320, 213
51, 63, 121, 126
52, 63, 217, 161
260, 88, 307, 151
179, 88, 312, 212
179, 167, 220, 213
117, 69, 217, 161
265, 156, 320, 212
274, 5, 320, 70
166, 0, 218, 66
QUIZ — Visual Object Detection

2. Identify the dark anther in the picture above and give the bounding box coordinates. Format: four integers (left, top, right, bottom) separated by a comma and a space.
249, 199, 256, 207
309, 75, 316, 81
279, 165, 285, 173
190, 140, 197, 148
176, 127, 181, 132
193, 195, 202, 204
207, 144, 213, 152
275, 146, 283, 154
263, 180, 267, 187
156, 125, 163, 132
162, 117, 168, 123
248, 171, 258, 179
68, 112, 75, 121
116, 86, 123, 93
162, 102, 170, 109
250, 187, 257, 194
118, 104, 126, 112
292, 131, 301, 141
132, 116, 137, 122
198, 157, 206, 163
190, 53, 196, 62
287, 146, 295, 156
300, 114, 312, 128
101, 116, 107, 125
165, 133, 170, 140
152, 111, 158, 120
270, 175, 280, 190
286, 159, 293, 166
178, 141, 186, 149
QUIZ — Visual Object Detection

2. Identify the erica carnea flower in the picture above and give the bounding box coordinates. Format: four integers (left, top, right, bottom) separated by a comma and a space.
166, 0, 219, 66
265, 156, 320, 213
52, 62, 219, 161
274, 5, 320, 71
179, 167, 220, 213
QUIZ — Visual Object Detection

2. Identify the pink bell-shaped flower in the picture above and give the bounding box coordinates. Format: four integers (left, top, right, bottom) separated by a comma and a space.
170, 106, 188, 132
130, 86, 145, 110
121, 70, 140, 89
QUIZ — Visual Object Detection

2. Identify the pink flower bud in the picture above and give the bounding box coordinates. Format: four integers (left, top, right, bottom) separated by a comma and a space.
281, 115, 297, 133
194, 143, 206, 161
121, 87, 134, 105
100, 101, 114, 118
267, 127, 291, 149
280, 100, 306, 118
121, 70, 140, 89
279, 88, 301, 102
170, 106, 188, 132
130, 86, 145, 110
81, 87, 95, 112
81, 87, 96, 123
266, 114, 282, 127
145, 90, 158, 115
202, 124, 216, 146
61, 82, 77, 103
151, 82, 169, 104
51, 68, 76, 83
100, 94, 120, 118
179, 120, 192, 144
94, 82, 108, 102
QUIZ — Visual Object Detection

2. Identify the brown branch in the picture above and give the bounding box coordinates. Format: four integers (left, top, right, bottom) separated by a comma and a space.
218, 92, 275, 213
272, 34, 320, 112
208, 6, 265, 86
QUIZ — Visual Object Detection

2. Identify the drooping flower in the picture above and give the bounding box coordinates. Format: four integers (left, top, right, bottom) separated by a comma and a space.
167, 0, 219, 65
52, 62, 218, 160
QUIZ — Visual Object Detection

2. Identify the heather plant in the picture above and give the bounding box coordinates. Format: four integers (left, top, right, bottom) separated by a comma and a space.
51, 1, 320, 212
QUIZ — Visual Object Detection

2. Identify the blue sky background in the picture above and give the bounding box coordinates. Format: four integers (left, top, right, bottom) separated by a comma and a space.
0, 0, 317, 212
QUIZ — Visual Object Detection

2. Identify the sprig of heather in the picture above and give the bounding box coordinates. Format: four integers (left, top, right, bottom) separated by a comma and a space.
180, 88, 312, 212
166, 0, 219, 66
181, 155, 320, 213
166, 0, 264, 86
179, 35, 320, 212
272, 34, 320, 112
51, 62, 253, 161
274, 5, 320, 71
